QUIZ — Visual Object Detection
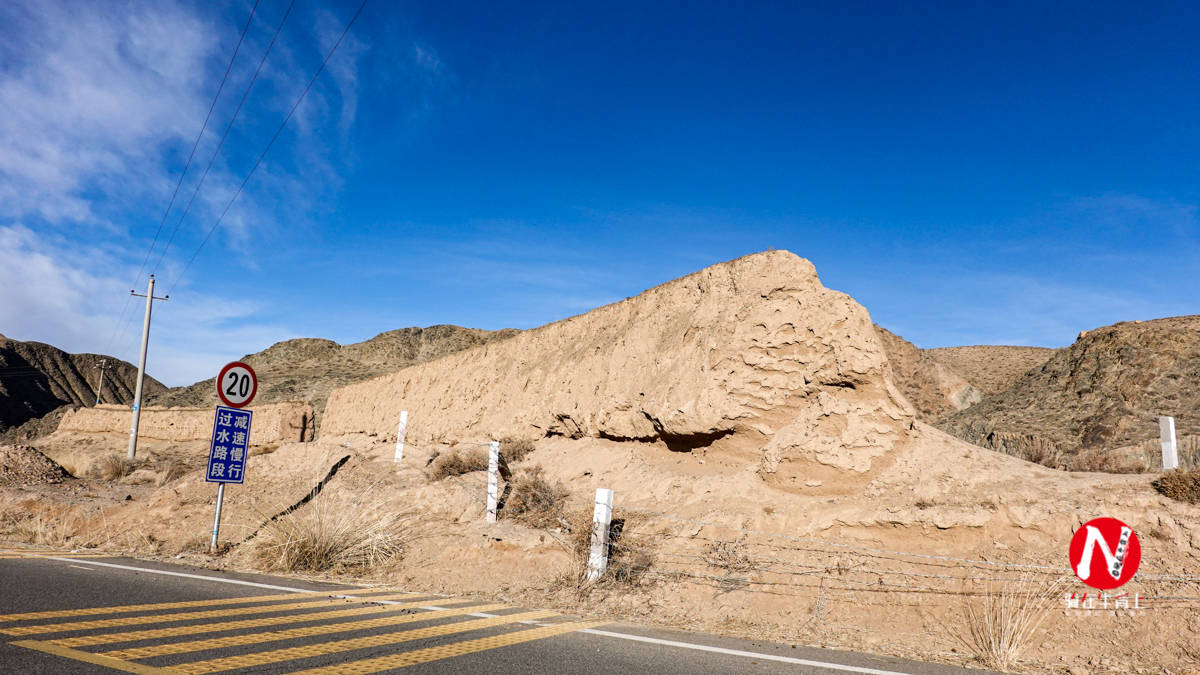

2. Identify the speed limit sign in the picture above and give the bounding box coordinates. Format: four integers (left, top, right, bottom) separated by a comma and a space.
216, 362, 258, 408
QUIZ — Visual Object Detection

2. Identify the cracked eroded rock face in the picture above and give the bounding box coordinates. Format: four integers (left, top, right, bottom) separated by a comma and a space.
321, 250, 915, 481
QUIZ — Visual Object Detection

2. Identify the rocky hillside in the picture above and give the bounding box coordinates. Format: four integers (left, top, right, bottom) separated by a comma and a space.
0, 333, 164, 432
148, 325, 518, 420
925, 344, 1056, 395
874, 326, 982, 420
938, 316, 1200, 456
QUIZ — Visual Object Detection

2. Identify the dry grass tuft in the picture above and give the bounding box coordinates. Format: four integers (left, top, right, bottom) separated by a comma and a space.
560, 508, 655, 588
950, 575, 1064, 671
704, 540, 760, 575
499, 437, 536, 463
428, 448, 489, 480
1013, 438, 1062, 468
252, 492, 408, 572
1153, 468, 1200, 504
500, 466, 568, 528
0, 497, 95, 547
1061, 447, 1140, 473
156, 462, 190, 487
91, 454, 137, 481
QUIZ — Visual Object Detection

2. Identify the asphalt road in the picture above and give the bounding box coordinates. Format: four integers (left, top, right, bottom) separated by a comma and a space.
0, 548, 996, 674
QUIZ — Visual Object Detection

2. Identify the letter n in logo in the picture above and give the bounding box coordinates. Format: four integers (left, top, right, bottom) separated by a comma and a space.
1069, 517, 1141, 590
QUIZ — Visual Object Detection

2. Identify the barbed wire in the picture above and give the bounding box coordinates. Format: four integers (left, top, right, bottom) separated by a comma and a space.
372, 434, 1200, 589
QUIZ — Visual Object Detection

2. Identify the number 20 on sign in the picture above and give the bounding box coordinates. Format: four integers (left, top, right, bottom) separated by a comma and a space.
217, 361, 257, 408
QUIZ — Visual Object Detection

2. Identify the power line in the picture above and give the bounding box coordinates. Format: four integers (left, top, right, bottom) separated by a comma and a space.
150, 0, 297, 276
100, 0, 262, 358
141, 0, 264, 281
168, 0, 371, 296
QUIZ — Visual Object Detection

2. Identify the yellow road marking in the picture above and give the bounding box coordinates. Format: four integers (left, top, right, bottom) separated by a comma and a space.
2, 594, 399, 636
100, 598, 508, 658
0, 592, 317, 623
96, 598, 504, 658
9, 639, 174, 674
58, 596, 433, 648
171, 610, 561, 674
285, 620, 604, 674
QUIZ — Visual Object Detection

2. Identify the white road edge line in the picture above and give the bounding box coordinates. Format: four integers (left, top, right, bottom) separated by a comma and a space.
43, 557, 521, 620
579, 629, 913, 675
43, 557, 912, 672
45, 557, 332, 593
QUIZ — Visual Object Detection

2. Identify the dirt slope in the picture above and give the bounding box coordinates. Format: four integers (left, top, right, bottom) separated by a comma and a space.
925, 344, 1056, 395
147, 325, 518, 420
938, 316, 1200, 456
0, 335, 163, 432
874, 326, 981, 421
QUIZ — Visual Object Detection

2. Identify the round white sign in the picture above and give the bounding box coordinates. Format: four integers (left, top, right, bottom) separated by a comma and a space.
216, 361, 258, 408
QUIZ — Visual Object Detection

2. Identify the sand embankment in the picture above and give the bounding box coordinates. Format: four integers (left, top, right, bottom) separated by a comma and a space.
56, 402, 313, 445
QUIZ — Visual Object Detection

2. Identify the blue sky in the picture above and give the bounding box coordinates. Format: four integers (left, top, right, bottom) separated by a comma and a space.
1, 1, 1197, 385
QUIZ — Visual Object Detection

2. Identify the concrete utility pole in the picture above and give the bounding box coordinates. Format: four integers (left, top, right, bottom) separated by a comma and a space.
92, 359, 108, 405
127, 275, 168, 460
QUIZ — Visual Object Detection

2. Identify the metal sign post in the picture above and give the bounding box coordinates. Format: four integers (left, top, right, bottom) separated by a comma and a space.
207, 362, 257, 554
207, 405, 253, 553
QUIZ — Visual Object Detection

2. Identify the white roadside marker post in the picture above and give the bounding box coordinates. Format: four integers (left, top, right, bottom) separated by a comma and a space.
394, 410, 408, 463
1159, 416, 1179, 470
587, 488, 614, 581
487, 441, 499, 523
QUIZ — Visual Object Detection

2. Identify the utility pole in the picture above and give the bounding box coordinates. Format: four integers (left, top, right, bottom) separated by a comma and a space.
92, 359, 108, 405
127, 274, 168, 460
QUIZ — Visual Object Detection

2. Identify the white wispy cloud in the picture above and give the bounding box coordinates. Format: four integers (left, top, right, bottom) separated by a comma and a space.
0, 0, 372, 385
0, 224, 294, 386
0, 1, 215, 225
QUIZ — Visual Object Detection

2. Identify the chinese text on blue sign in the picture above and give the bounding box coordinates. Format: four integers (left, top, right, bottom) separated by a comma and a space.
206, 406, 252, 484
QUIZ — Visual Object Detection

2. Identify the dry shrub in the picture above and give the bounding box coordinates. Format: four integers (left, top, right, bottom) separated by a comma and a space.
252, 492, 407, 572
1153, 468, 1200, 504
500, 466, 568, 528
561, 508, 654, 587
0, 498, 92, 547
428, 448, 488, 480
156, 462, 190, 487
1014, 438, 1062, 468
499, 437, 535, 463
91, 454, 137, 481
950, 576, 1064, 671
1062, 448, 1139, 473
704, 540, 760, 575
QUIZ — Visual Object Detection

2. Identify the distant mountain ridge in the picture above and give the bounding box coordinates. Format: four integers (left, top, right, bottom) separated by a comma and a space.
0, 334, 163, 433
938, 316, 1200, 457
147, 325, 520, 423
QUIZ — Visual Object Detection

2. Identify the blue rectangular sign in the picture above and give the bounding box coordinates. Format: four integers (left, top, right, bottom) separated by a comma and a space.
205, 406, 252, 484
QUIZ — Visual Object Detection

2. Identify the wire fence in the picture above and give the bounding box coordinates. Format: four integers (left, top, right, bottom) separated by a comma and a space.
370, 433, 1200, 610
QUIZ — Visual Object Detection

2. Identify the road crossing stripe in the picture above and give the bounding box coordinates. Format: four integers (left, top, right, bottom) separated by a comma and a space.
169, 610, 562, 674
9, 639, 173, 675
0, 592, 318, 623
2, 593, 401, 636
55, 596, 436, 649
284, 620, 605, 674
99, 602, 508, 659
